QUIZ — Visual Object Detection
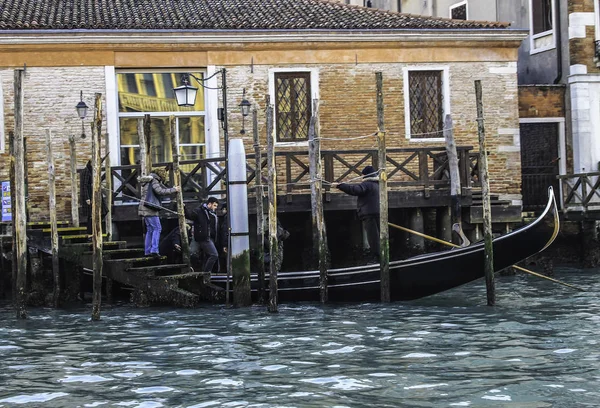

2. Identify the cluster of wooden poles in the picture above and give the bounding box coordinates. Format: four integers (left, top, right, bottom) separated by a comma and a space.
5, 71, 582, 320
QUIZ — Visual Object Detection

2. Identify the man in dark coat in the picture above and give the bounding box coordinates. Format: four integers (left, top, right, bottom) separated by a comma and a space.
337, 165, 380, 262
189, 197, 219, 273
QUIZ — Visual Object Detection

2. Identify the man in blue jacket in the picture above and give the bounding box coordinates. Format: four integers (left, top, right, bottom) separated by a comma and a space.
337, 165, 380, 263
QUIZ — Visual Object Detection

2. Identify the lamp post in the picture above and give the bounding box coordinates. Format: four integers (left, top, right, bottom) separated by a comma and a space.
75, 90, 89, 139
173, 69, 235, 302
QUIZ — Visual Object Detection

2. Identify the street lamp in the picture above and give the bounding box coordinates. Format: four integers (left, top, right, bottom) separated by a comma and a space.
75, 90, 89, 139
173, 75, 198, 107
239, 89, 251, 135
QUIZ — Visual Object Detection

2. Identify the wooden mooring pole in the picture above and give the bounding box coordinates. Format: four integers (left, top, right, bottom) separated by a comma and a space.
13, 69, 27, 319
138, 116, 152, 177
170, 116, 190, 265
375, 72, 390, 303
252, 109, 266, 304
69, 135, 79, 228
308, 99, 329, 303
443, 114, 469, 247
104, 133, 113, 241
8, 131, 16, 302
91, 93, 104, 321
475, 80, 495, 306
46, 129, 60, 307
266, 99, 279, 313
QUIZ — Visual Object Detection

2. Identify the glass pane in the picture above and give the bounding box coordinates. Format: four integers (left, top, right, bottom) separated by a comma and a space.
120, 147, 140, 167
179, 117, 206, 145
119, 117, 140, 146
117, 72, 205, 112
150, 117, 171, 164
179, 145, 205, 162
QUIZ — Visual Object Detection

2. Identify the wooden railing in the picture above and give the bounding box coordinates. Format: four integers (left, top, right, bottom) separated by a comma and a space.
101, 146, 476, 205
558, 172, 600, 210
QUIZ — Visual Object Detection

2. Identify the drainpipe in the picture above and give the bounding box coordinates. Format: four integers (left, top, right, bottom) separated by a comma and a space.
554, 1, 563, 84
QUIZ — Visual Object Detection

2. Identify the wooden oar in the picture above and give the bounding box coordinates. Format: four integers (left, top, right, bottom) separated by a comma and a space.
388, 222, 585, 292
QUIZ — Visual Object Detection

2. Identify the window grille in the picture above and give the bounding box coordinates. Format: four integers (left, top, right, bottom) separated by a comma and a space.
275, 72, 311, 142
408, 70, 444, 139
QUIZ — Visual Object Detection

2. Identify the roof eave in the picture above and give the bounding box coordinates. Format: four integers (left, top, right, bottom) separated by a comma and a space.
0, 29, 529, 45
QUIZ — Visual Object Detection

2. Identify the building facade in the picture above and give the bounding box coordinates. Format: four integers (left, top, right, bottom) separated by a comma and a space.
0, 0, 526, 223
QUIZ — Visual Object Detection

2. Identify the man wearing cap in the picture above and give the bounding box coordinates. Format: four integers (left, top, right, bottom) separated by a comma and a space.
336, 165, 380, 263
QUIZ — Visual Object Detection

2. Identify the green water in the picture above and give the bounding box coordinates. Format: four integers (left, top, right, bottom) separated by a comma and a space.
1, 267, 599, 407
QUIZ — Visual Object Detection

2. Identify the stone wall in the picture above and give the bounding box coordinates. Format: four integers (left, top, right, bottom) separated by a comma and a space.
568, 0, 599, 74
0, 67, 107, 222
225, 61, 522, 201
518, 85, 566, 118
1, 60, 522, 222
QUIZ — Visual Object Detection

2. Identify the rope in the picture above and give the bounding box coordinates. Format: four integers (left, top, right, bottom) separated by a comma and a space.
101, 187, 179, 215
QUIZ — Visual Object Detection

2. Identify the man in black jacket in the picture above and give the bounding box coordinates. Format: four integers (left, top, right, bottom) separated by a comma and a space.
189, 197, 219, 273
337, 165, 380, 262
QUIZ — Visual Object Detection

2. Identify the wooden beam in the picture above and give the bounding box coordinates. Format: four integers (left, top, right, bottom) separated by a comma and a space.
475, 80, 495, 306
13, 69, 27, 319
253, 109, 266, 304
47, 129, 60, 307
170, 116, 190, 265
266, 97, 279, 313
104, 133, 113, 241
91, 93, 104, 321
376, 72, 390, 303
69, 135, 79, 228
308, 99, 329, 303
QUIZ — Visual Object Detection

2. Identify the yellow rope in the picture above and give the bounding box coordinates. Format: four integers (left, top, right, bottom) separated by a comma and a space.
388, 222, 585, 292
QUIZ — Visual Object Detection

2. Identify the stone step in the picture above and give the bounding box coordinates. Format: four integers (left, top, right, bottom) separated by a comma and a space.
150, 272, 208, 281
26, 221, 70, 229
127, 263, 189, 274
105, 255, 167, 266
61, 241, 125, 250
60, 234, 109, 243
83, 248, 145, 259
41, 227, 88, 234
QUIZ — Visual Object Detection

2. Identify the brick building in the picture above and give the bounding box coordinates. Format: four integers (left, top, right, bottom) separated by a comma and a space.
0, 0, 526, 231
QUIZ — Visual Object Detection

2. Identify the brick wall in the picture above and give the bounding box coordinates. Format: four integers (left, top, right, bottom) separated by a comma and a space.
518, 85, 566, 117
568, 0, 600, 74
1, 60, 522, 222
0, 67, 107, 222
225, 61, 522, 200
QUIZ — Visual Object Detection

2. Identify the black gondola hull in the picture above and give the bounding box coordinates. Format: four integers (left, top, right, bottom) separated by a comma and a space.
212, 188, 559, 302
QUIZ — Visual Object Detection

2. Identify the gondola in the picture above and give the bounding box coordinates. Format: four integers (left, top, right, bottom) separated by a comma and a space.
211, 187, 560, 302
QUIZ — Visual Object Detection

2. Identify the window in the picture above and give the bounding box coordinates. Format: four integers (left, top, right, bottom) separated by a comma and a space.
532, 0, 553, 35
274, 72, 312, 143
529, 0, 555, 53
403, 67, 450, 141
116, 71, 206, 169
450, 1, 468, 20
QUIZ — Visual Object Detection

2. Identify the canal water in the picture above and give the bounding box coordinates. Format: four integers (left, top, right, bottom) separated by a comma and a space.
1, 267, 599, 407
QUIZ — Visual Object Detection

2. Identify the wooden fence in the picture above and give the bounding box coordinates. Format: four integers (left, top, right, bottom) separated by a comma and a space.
558, 172, 600, 210
99, 146, 477, 205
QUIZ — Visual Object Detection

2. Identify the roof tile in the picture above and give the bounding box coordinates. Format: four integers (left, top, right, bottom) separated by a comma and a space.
0, 0, 509, 31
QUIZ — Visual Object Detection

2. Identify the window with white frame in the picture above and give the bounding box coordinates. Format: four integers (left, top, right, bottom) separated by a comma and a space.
450, 1, 468, 20
529, 0, 556, 53
403, 66, 450, 141
0, 80, 4, 153
116, 71, 206, 170
269, 68, 319, 144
